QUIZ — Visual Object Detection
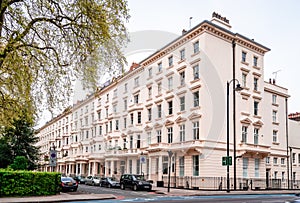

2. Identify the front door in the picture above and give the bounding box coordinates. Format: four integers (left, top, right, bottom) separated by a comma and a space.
266, 169, 270, 189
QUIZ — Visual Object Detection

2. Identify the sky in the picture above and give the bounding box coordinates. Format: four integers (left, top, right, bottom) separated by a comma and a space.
125, 0, 300, 113
39, 0, 300, 127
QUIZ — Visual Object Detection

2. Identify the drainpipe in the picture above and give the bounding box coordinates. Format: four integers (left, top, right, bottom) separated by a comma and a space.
285, 98, 290, 189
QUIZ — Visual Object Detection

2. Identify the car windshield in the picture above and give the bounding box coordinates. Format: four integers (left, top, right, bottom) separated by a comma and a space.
133, 175, 145, 181
108, 177, 117, 181
94, 177, 99, 179
61, 177, 73, 182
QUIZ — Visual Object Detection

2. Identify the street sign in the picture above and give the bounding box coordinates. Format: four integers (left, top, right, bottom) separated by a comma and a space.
140, 156, 146, 164
49, 150, 57, 167
222, 156, 227, 166
228, 156, 232, 165
222, 156, 232, 166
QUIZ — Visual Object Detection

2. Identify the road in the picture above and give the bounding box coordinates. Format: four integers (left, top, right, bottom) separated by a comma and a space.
70, 184, 298, 203
76, 183, 162, 199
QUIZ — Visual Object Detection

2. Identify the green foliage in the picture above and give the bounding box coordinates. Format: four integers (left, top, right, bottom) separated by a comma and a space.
10, 156, 28, 170
0, 0, 129, 126
0, 169, 61, 197
0, 112, 40, 170
0, 139, 13, 168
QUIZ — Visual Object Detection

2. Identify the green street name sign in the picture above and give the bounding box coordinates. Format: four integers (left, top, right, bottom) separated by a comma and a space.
222, 156, 232, 166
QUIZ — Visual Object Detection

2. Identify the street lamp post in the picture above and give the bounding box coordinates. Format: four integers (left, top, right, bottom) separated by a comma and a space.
227, 80, 243, 193
167, 150, 173, 193
49, 144, 56, 172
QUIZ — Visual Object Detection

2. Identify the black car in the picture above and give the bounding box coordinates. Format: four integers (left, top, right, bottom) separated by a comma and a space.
100, 177, 120, 188
120, 174, 152, 191
61, 177, 78, 192
72, 175, 86, 184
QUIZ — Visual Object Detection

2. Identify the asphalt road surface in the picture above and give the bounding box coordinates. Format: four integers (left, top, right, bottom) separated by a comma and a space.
71, 184, 298, 203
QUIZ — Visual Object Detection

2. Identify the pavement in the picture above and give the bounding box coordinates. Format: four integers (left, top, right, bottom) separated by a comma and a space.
1, 186, 300, 203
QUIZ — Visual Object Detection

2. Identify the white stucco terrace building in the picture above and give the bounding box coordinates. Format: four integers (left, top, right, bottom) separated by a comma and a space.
36, 13, 293, 190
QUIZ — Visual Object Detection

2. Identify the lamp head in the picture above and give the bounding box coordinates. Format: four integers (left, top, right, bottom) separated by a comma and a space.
235, 84, 243, 91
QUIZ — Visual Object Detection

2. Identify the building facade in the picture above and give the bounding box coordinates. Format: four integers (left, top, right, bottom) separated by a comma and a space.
36, 14, 291, 190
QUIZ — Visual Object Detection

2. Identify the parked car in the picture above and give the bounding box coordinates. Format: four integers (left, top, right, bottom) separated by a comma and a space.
61, 177, 78, 192
85, 176, 101, 186
100, 177, 120, 188
120, 174, 152, 191
72, 175, 86, 184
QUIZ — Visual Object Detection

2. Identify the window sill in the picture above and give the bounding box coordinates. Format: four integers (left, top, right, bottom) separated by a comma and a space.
177, 111, 186, 115
191, 51, 200, 58
272, 142, 280, 145
156, 94, 162, 98
167, 65, 174, 70
272, 103, 279, 107
178, 59, 186, 64
190, 78, 200, 84
241, 61, 249, 66
272, 122, 279, 125
253, 65, 261, 70
253, 115, 262, 119
190, 106, 201, 111
166, 114, 174, 118
156, 71, 163, 75
177, 84, 186, 89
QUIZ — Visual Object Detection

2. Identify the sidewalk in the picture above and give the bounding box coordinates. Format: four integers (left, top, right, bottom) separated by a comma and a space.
0, 187, 299, 203
152, 186, 300, 196
0, 193, 116, 203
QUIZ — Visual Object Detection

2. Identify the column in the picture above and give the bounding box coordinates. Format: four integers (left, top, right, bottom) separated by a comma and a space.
88, 162, 91, 176
111, 161, 114, 176
158, 155, 163, 181
80, 163, 82, 175
93, 162, 96, 175
148, 157, 152, 180
105, 161, 108, 176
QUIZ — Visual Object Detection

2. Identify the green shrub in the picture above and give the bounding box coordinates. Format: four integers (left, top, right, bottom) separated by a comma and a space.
10, 156, 28, 170
0, 169, 61, 197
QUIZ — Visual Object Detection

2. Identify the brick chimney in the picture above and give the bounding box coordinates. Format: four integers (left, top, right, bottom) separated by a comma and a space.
130, 62, 139, 71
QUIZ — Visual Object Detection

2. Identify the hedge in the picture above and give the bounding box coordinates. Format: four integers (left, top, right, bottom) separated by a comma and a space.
0, 169, 61, 197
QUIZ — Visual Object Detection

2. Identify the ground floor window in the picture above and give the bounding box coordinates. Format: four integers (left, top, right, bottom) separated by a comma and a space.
129, 160, 132, 174
243, 158, 248, 178
254, 158, 259, 178
163, 156, 168, 174
293, 172, 296, 183
179, 156, 184, 176
136, 159, 140, 174
193, 155, 199, 176
120, 161, 125, 174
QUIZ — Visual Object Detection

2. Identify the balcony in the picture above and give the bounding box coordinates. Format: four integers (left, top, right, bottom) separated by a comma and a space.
237, 142, 270, 157
147, 140, 204, 153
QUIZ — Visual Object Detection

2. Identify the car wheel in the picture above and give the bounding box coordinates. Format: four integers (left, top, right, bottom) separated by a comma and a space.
73, 188, 77, 192
92, 182, 95, 186
121, 183, 125, 190
100, 183, 102, 187
108, 184, 111, 188
133, 184, 138, 191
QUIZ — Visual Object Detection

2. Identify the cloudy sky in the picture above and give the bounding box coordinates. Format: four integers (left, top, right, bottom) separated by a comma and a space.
126, 0, 300, 113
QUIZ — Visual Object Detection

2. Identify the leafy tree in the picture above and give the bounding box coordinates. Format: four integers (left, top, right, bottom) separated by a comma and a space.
0, 138, 13, 168
0, 0, 129, 126
10, 156, 28, 170
1, 112, 40, 170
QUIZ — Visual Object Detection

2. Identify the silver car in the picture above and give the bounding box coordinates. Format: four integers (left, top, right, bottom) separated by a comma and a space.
85, 176, 101, 186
